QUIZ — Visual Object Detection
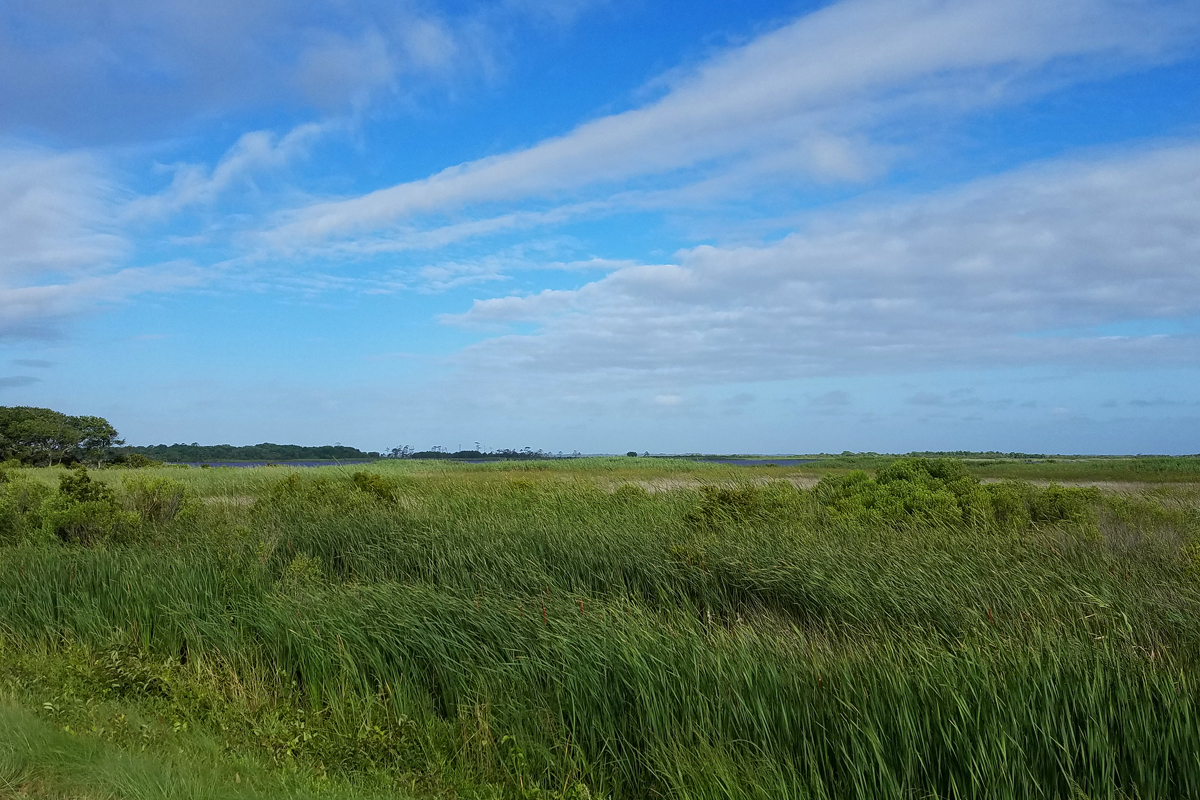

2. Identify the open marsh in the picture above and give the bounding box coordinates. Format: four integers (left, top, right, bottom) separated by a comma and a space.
2, 456, 1199, 798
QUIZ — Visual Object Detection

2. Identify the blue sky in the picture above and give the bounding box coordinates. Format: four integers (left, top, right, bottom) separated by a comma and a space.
2, 0, 1200, 454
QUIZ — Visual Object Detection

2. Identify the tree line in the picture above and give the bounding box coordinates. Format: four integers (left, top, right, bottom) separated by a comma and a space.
384, 446, 580, 460
122, 443, 380, 462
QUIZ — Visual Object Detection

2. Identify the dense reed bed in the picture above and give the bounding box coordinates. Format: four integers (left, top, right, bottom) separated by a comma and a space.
2, 458, 1199, 798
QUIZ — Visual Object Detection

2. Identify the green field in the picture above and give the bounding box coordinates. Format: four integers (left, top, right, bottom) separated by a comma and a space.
2, 456, 1199, 799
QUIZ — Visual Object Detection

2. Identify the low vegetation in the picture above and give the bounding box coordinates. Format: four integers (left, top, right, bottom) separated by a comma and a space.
2, 456, 1199, 798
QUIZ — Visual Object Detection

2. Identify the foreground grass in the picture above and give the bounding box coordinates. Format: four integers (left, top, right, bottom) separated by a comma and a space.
1, 458, 1199, 798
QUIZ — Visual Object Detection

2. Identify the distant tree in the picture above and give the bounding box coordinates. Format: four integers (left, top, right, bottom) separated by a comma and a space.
121, 442, 376, 463
627, 451, 638, 457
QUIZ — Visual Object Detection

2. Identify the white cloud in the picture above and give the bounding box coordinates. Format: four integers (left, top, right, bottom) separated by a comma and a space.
444, 142, 1200, 385
0, 144, 204, 339
269, 0, 1197, 243
0, 146, 125, 282
0, 264, 203, 339
126, 122, 333, 218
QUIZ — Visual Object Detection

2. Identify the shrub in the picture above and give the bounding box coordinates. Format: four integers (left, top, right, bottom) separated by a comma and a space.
0, 458, 23, 481
350, 471, 396, 503
611, 483, 650, 503
813, 465, 964, 529
123, 475, 195, 524
57, 464, 116, 504
124, 453, 163, 468
279, 553, 325, 590
812, 458, 1101, 534
1030, 484, 1101, 526
687, 485, 767, 528
0, 475, 53, 545
262, 474, 377, 515
40, 465, 138, 545
983, 481, 1035, 533
40, 497, 139, 545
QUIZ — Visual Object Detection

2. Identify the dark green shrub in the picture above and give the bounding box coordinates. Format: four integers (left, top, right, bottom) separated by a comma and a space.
1030, 484, 1101, 526
278, 553, 326, 591
876, 457, 970, 485
983, 481, 1035, 532
0, 473, 52, 545
123, 453, 162, 468
350, 471, 397, 503
40, 465, 138, 545
40, 497, 139, 545
611, 483, 650, 503
58, 464, 115, 504
687, 486, 766, 528
813, 466, 963, 528
262, 474, 377, 514
812, 458, 1101, 534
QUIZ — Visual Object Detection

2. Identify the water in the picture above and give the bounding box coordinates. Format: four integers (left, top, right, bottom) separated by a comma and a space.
173, 460, 376, 468
693, 458, 818, 466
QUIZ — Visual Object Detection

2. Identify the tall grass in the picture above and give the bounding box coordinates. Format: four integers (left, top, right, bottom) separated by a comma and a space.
2, 459, 1199, 798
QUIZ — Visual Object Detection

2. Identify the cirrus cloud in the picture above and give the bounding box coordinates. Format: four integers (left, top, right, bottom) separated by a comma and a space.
268, 0, 1198, 244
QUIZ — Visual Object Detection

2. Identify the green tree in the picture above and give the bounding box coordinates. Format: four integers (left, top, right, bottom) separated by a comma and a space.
0, 407, 122, 466
74, 416, 123, 464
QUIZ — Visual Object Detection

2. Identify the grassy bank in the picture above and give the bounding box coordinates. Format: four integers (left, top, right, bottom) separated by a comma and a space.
787, 454, 1200, 483
1, 458, 1199, 798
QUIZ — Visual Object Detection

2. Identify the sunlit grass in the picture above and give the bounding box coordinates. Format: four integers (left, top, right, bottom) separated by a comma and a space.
2, 458, 1199, 798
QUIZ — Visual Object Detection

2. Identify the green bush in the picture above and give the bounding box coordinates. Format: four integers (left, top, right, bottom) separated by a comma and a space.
982, 481, 1035, 533
0, 475, 53, 545
41, 465, 138, 545
122, 475, 195, 524
350, 471, 397, 503
611, 483, 651, 503
123, 452, 163, 468
1030, 484, 1101, 526
278, 553, 326, 591
57, 464, 116, 505
687, 485, 767, 528
40, 497, 139, 545
812, 458, 1101, 534
263, 474, 378, 514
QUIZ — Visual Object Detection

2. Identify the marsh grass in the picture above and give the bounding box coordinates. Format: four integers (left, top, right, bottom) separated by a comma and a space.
1, 458, 1199, 798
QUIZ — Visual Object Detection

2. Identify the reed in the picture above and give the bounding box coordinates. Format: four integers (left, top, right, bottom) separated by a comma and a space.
1, 458, 1198, 798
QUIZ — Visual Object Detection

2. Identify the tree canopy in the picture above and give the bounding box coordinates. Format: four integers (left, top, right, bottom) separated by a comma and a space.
121, 443, 379, 462
0, 407, 122, 466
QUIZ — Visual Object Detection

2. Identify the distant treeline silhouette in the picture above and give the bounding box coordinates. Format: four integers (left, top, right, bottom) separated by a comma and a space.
385, 445, 578, 460
123, 443, 380, 462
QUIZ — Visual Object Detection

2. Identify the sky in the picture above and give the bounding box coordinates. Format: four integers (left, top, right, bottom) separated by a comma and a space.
2, 0, 1200, 455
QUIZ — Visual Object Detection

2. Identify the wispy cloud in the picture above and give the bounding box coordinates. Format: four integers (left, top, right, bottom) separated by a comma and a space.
126, 122, 335, 218
0, 144, 208, 340
267, 0, 1197, 243
0, 263, 204, 340
0, 145, 125, 282
445, 141, 1200, 385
